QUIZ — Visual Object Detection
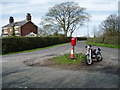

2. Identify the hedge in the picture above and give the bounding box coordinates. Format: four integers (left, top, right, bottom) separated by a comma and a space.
2, 37, 71, 54
77, 37, 87, 41
87, 36, 119, 45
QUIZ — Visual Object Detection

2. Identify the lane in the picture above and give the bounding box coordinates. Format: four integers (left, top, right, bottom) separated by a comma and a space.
2, 41, 119, 88
2, 43, 71, 73
2, 67, 118, 88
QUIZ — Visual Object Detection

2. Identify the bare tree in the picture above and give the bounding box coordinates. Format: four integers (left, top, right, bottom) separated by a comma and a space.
39, 22, 62, 36
40, 2, 89, 37
38, 28, 48, 37
99, 14, 119, 36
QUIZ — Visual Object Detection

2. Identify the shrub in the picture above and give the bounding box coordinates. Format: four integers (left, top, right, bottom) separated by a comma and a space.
2, 37, 70, 54
77, 37, 87, 41
86, 36, 119, 45
103, 36, 119, 45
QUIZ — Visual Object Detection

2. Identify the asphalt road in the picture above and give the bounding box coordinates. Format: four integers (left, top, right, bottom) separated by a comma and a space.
1, 41, 119, 89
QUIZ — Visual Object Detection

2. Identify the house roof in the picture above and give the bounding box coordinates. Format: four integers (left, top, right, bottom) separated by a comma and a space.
2, 20, 31, 28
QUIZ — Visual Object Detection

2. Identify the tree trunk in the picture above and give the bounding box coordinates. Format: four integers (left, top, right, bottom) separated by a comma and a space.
64, 30, 67, 37
70, 31, 73, 37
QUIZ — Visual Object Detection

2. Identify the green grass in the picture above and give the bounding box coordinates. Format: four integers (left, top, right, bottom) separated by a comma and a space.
3, 43, 69, 55
86, 42, 120, 49
52, 53, 85, 65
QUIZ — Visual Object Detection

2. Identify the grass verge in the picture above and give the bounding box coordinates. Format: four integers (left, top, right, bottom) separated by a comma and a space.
86, 42, 120, 49
3, 43, 69, 55
51, 53, 85, 65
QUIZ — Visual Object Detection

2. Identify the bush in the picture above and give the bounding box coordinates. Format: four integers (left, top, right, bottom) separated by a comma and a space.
2, 37, 70, 54
87, 36, 119, 45
77, 37, 87, 41
103, 36, 119, 45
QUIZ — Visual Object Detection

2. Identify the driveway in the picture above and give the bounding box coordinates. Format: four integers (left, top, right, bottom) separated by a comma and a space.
1, 41, 119, 89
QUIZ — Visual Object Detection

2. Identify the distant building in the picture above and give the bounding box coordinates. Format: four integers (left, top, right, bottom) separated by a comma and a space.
2, 13, 38, 37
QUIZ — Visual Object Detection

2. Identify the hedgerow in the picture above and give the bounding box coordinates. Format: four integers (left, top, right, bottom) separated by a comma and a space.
77, 37, 87, 41
2, 37, 70, 54
86, 36, 119, 45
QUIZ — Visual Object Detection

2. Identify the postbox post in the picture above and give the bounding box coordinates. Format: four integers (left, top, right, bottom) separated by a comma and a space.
70, 37, 76, 59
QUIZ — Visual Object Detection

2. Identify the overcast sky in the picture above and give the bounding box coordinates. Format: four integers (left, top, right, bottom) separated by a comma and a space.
0, 0, 119, 37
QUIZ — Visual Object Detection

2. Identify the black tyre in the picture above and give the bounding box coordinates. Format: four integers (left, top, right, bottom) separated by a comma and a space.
97, 52, 103, 61
85, 55, 93, 65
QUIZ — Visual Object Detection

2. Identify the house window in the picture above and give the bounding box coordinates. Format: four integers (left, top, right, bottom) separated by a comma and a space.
14, 26, 20, 36
15, 26, 20, 33
4, 28, 8, 34
10, 28, 12, 32
15, 28, 19, 33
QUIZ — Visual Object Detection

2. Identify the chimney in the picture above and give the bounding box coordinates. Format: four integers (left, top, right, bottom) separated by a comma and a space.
26, 13, 31, 21
9, 16, 14, 23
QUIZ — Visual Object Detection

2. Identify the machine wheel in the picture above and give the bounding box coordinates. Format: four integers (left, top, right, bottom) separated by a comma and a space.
85, 55, 93, 65
97, 52, 103, 61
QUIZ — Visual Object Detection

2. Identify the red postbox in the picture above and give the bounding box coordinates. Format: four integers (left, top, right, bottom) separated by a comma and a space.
71, 37, 76, 46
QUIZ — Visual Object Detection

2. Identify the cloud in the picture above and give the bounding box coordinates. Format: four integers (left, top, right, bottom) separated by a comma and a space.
2, 2, 50, 15
1, 0, 119, 36
78, 0, 118, 12
91, 13, 113, 22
